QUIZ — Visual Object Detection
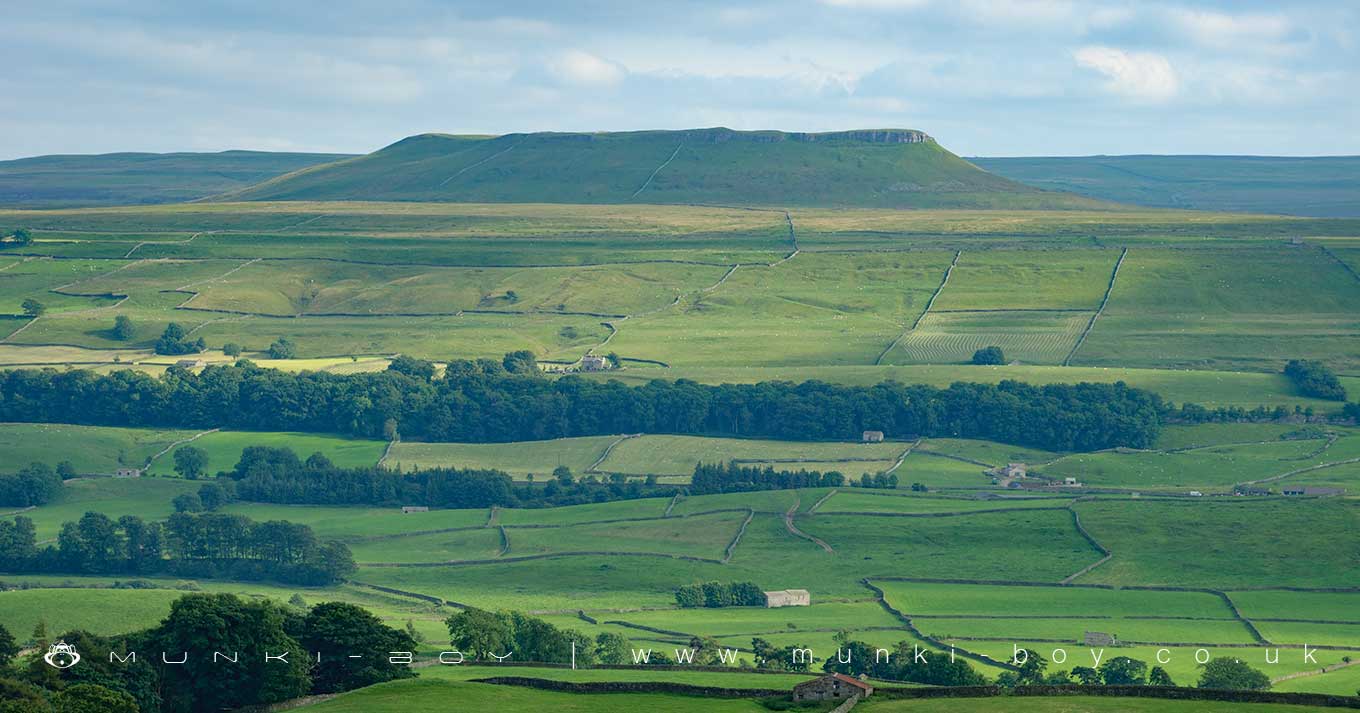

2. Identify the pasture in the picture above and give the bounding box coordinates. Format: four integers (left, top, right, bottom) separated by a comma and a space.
385, 436, 620, 478
144, 429, 387, 476
0, 422, 197, 473
597, 435, 910, 477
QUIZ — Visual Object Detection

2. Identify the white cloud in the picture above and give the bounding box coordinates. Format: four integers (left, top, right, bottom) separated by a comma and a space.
1168, 9, 1295, 50
548, 50, 626, 86
1074, 45, 1178, 102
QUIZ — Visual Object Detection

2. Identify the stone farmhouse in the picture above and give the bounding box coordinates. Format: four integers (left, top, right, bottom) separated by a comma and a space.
793, 674, 874, 702
764, 589, 811, 608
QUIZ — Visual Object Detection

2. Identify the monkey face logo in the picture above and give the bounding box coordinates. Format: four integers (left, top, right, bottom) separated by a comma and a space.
44, 641, 80, 669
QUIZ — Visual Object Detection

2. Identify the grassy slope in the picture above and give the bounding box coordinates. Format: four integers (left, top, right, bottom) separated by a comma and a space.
0, 150, 352, 208
223, 130, 1103, 209
144, 430, 387, 476
0, 422, 198, 473
971, 155, 1360, 218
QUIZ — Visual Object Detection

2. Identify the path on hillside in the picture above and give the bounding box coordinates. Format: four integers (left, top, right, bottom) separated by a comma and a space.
437, 138, 527, 187
785, 497, 834, 553
874, 250, 959, 365
144, 428, 221, 469
1064, 247, 1127, 366
630, 142, 684, 199
587, 433, 641, 473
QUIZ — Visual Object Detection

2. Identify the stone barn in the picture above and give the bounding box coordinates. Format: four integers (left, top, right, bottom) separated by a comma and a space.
792, 674, 874, 702
114, 468, 142, 478
401, 506, 430, 514
861, 430, 884, 443
764, 589, 811, 608
1083, 631, 1117, 646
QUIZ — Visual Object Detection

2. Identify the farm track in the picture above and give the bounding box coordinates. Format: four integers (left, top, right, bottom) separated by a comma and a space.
874, 249, 959, 365
587, 433, 642, 473
1063, 246, 1127, 366
663, 494, 682, 516
808, 489, 839, 513
497, 526, 511, 556
883, 440, 920, 474
144, 427, 221, 468
785, 498, 834, 553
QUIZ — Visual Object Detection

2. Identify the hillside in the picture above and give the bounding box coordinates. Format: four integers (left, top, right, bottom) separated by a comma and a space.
220, 128, 1104, 209
0, 150, 354, 208
972, 155, 1360, 217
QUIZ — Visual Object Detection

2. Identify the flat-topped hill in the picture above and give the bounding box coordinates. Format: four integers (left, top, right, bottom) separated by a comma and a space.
218, 128, 1103, 209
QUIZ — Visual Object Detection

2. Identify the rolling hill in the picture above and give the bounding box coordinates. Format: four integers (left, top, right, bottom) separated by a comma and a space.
0, 150, 354, 208
972, 155, 1360, 217
219, 128, 1104, 209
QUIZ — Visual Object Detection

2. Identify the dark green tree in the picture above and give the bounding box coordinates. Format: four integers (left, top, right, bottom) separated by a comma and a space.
0, 624, 18, 668
1148, 665, 1176, 686
300, 602, 415, 694
1098, 656, 1148, 685
445, 609, 513, 661
20, 299, 44, 318
387, 356, 435, 381
173, 446, 208, 480
172, 493, 203, 513
111, 315, 135, 341
222, 342, 243, 357
594, 632, 633, 664
1197, 657, 1270, 690
972, 345, 1005, 365
52, 683, 138, 713
267, 338, 297, 359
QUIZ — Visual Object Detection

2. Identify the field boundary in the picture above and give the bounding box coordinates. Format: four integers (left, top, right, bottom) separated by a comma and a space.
874, 249, 959, 365
588, 433, 642, 473
1063, 246, 1127, 366
630, 142, 684, 199
785, 498, 834, 553
722, 509, 755, 563
1060, 502, 1114, 584
143, 427, 221, 469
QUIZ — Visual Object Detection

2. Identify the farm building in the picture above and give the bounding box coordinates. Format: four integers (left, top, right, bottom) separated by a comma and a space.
764, 589, 811, 608
401, 506, 430, 514
1063, 477, 1081, 487
1083, 631, 1117, 646
1282, 486, 1345, 496
1000, 463, 1027, 478
175, 358, 206, 368
861, 430, 885, 443
579, 354, 609, 371
114, 468, 142, 478
793, 674, 873, 702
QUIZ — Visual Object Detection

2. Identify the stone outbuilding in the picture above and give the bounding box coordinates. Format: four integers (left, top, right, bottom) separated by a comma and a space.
861, 430, 885, 443
401, 506, 430, 514
114, 468, 142, 478
792, 673, 874, 702
764, 589, 811, 608
1083, 631, 1117, 646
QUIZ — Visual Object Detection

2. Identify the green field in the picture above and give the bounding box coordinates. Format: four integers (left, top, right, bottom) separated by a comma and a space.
144, 429, 387, 476
385, 436, 620, 477
598, 435, 910, 477
6, 477, 200, 539
0, 422, 197, 473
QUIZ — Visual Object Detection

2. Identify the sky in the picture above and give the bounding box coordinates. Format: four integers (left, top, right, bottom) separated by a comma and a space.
2, 0, 1357, 159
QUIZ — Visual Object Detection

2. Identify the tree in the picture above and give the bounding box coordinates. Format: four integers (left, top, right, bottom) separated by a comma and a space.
502, 350, 538, 374
0, 623, 18, 668
222, 342, 243, 357
197, 482, 229, 510
388, 355, 436, 381
0, 463, 63, 507
149, 594, 310, 711
1098, 656, 1148, 685
56, 461, 77, 480
155, 322, 205, 356
300, 602, 416, 694
1149, 666, 1176, 687
2, 228, 33, 247
267, 337, 297, 359
1070, 666, 1100, 685
1283, 359, 1347, 401
594, 632, 633, 664
111, 315, 135, 341
172, 493, 203, 513
446, 609, 513, 661
52, 683, 138, 713
1197, 657, 1270, 690
972, 345, 1005, 365
1014, 648, 1048, 684
173, 446, 208, 480
20, 299, 45, 317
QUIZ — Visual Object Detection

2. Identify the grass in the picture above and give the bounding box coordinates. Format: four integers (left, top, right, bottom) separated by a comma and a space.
875, 581, 1234, 618
5, 477, 199, 539
886, 310, 1092, 365
1227, 590, 1360, 622
302, 678, 781, 713
861, 695, 1351, 711
386, 436, 620, 478
0, 422, 197, 473
0, 587, 185, 637
1037, 439, 1335, 489
931, 249, 1119, 311
1072, 499, 1360, 588
598, 435, 910, 477
144, 430, 387, 476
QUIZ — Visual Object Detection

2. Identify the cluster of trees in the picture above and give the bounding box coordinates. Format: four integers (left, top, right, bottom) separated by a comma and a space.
0, 593, 414, 712
1, 228, 33, 247
445, 609, 602, 665
972, 346, 1006, 365
691, 462, 844, 494
1284, 359, 1347, 401
0, 463, 62, 507
992, 649, 1269, 691
819, 637, 986, 685
0, 510, 355, 586
0, 353, 1164, 452
674, 581, 765, 608
153, 323, 205, 356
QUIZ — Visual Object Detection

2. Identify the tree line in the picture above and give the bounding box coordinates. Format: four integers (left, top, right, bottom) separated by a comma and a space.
0, 592, 414, 712
0, 510, 355, 586
0, 353, 1166, 452
674, 581, 765, 608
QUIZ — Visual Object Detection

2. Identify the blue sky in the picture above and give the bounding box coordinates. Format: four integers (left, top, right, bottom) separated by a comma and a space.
3, 0, 1356, 159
